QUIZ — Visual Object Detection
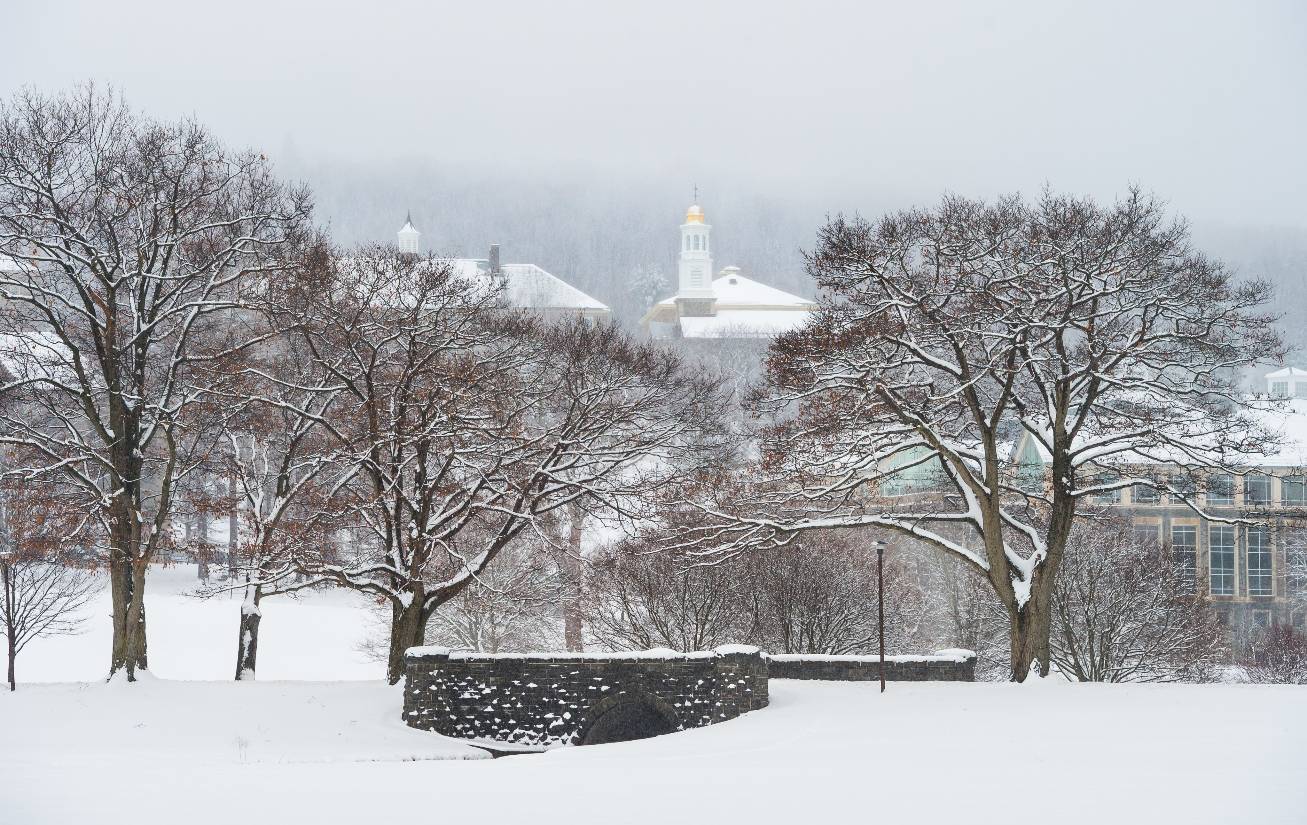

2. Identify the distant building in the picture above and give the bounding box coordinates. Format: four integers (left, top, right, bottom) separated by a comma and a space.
395, 218, 610, 322
1009, 368, 1307, 638
640, 203, 815, 339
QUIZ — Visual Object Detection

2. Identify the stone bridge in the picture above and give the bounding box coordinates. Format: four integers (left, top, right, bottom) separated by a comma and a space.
402, 645, 769, 749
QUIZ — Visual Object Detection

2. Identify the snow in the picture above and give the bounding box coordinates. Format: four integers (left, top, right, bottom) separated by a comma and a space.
651, 271, 815, 309
407, 645, 739, 661
448, 259, 609, 312
677, 309, 813, 338
3, 564, 1304, 824
767, 649, 975, 664
15, 565, 382, 682
4, 679, 1304, 824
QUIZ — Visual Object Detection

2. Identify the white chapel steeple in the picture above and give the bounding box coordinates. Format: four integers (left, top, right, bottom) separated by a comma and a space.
398, 213, 420, 255
677, 201, 713, 301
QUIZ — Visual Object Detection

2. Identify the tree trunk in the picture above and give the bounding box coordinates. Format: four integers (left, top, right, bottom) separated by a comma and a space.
196, 510, 210, 581
234, 584, 262, 680
561, 502, 585, 652
3, 559, 14, 691
386, 593, 427, 685
108, 511, 148, 681
227, 473, 239, 578
1008, 587, 1054, 682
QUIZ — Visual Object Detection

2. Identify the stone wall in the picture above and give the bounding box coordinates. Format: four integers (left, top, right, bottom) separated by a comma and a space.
766, 650, 976, 682
403, 645, 769, 748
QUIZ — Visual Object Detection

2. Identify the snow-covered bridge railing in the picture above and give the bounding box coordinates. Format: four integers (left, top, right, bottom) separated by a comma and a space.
765, 649, 976, 682
402, 645, 769, 749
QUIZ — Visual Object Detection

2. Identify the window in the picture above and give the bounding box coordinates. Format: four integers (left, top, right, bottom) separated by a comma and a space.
1132, 483, 1159, 504
1171, 525, 1197, 592
1251, 610, 1272, 629
1134, 524, 1160, 546
1246, 526, 1273, 596
1246, 474, 1272, 505
693, 235, 700, 251
1289, 535, 1307, 596
684, 236, 690, 251
1210, 525, 1235, 596
1170, 474, 1198, 501
1087, 471, 1121, 504
1207, 474, 1234, 505
1297, 383, 1307, 400
1272, 380, 1289, 397
1283, 477, 1306, 505
702, 236, 708, 251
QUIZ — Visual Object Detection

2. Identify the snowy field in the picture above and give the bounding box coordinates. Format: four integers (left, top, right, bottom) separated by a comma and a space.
3, 566, 1305, 825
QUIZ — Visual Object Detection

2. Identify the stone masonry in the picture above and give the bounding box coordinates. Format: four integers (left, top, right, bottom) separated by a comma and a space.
403, 645, 769, 748
766, 650, 977, 682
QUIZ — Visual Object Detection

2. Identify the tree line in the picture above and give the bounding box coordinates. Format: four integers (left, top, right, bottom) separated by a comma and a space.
3, 84, 1305, 689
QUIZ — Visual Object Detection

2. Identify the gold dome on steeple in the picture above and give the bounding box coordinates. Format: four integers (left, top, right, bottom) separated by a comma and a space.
685, 204, 705, 224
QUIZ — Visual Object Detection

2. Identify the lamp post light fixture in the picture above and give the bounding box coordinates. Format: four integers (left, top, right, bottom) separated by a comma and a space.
870, 539, 888, 693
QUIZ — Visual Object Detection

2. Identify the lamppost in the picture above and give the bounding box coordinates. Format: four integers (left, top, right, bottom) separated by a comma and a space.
871, 539, 887, 693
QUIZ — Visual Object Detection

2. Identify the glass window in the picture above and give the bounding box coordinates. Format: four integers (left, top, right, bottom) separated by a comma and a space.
1086, 471, 1121, 504
1247, 526, 1273, 596
1283, 477, 1306, 504
1170, 474, 1198, 501
1134, 525, 1159, 546
1209, 525, 1235, 596
1171, 525, 1197, 592
1289, 535, 1307, 597
1246, 474, 1272, 505
684, 236, 690, 251
1296, 383, 1307, 399
693, 235, 700, 251
1207, 474, 1234, 505
1132, 483, 1159, 504
1251, 610, 1272, 628
1272, 381, 1289, 397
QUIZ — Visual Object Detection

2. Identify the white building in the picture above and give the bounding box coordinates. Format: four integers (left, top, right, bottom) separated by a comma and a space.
640, 203, 815, 338
1265, 366, 1307, 399
395, 218, 610, 322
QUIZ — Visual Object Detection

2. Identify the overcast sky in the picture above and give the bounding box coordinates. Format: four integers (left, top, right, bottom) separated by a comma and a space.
4, 0, 1306, 226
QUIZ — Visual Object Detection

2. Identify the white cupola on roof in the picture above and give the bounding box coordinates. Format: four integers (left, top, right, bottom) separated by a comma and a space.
1266, 366, 1307, 399
397, 213, 420, 255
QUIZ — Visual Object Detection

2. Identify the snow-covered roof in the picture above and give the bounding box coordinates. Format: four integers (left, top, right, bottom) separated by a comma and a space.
1265, 366, 1307, 380
1010, 398, 1307, 470
651, 271, 815, 310
448, 259, 608, 313
678, 309, 813, 339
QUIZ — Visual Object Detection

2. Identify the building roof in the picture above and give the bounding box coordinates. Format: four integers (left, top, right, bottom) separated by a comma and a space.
650, 271, 815, 311
677, 309, 814, 339
1010, 397, 1307, 470
449, 259, 608, 313
1265, 366, 1307, 380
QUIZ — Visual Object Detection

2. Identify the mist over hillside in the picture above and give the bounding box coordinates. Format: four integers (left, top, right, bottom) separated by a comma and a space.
289, 155, 1307, 355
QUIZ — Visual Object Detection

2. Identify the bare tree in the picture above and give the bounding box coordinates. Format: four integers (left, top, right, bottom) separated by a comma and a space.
696, 189, 1281, 680
0, 85, 311, 680
744, 531, 924, 655
263, 247, 725, 682
0, 472, 99, 690
426, 538, 562, 654
1050, 516, 1225, 682
584, 536, 749, 652
1238, 625, 1307, 684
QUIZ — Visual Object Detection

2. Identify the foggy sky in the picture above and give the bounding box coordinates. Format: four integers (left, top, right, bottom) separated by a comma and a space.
3, 0, 1306, 227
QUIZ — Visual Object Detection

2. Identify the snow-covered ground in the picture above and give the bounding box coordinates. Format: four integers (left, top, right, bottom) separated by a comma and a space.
3, 565, 1305, 824
15, 564, 383, 682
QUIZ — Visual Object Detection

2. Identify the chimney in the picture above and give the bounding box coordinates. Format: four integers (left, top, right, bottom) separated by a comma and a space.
488, 244, 501, 275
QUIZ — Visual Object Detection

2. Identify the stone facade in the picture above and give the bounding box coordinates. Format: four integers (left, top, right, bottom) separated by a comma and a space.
403, 646, 769, 748
766, 651, 977, 682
